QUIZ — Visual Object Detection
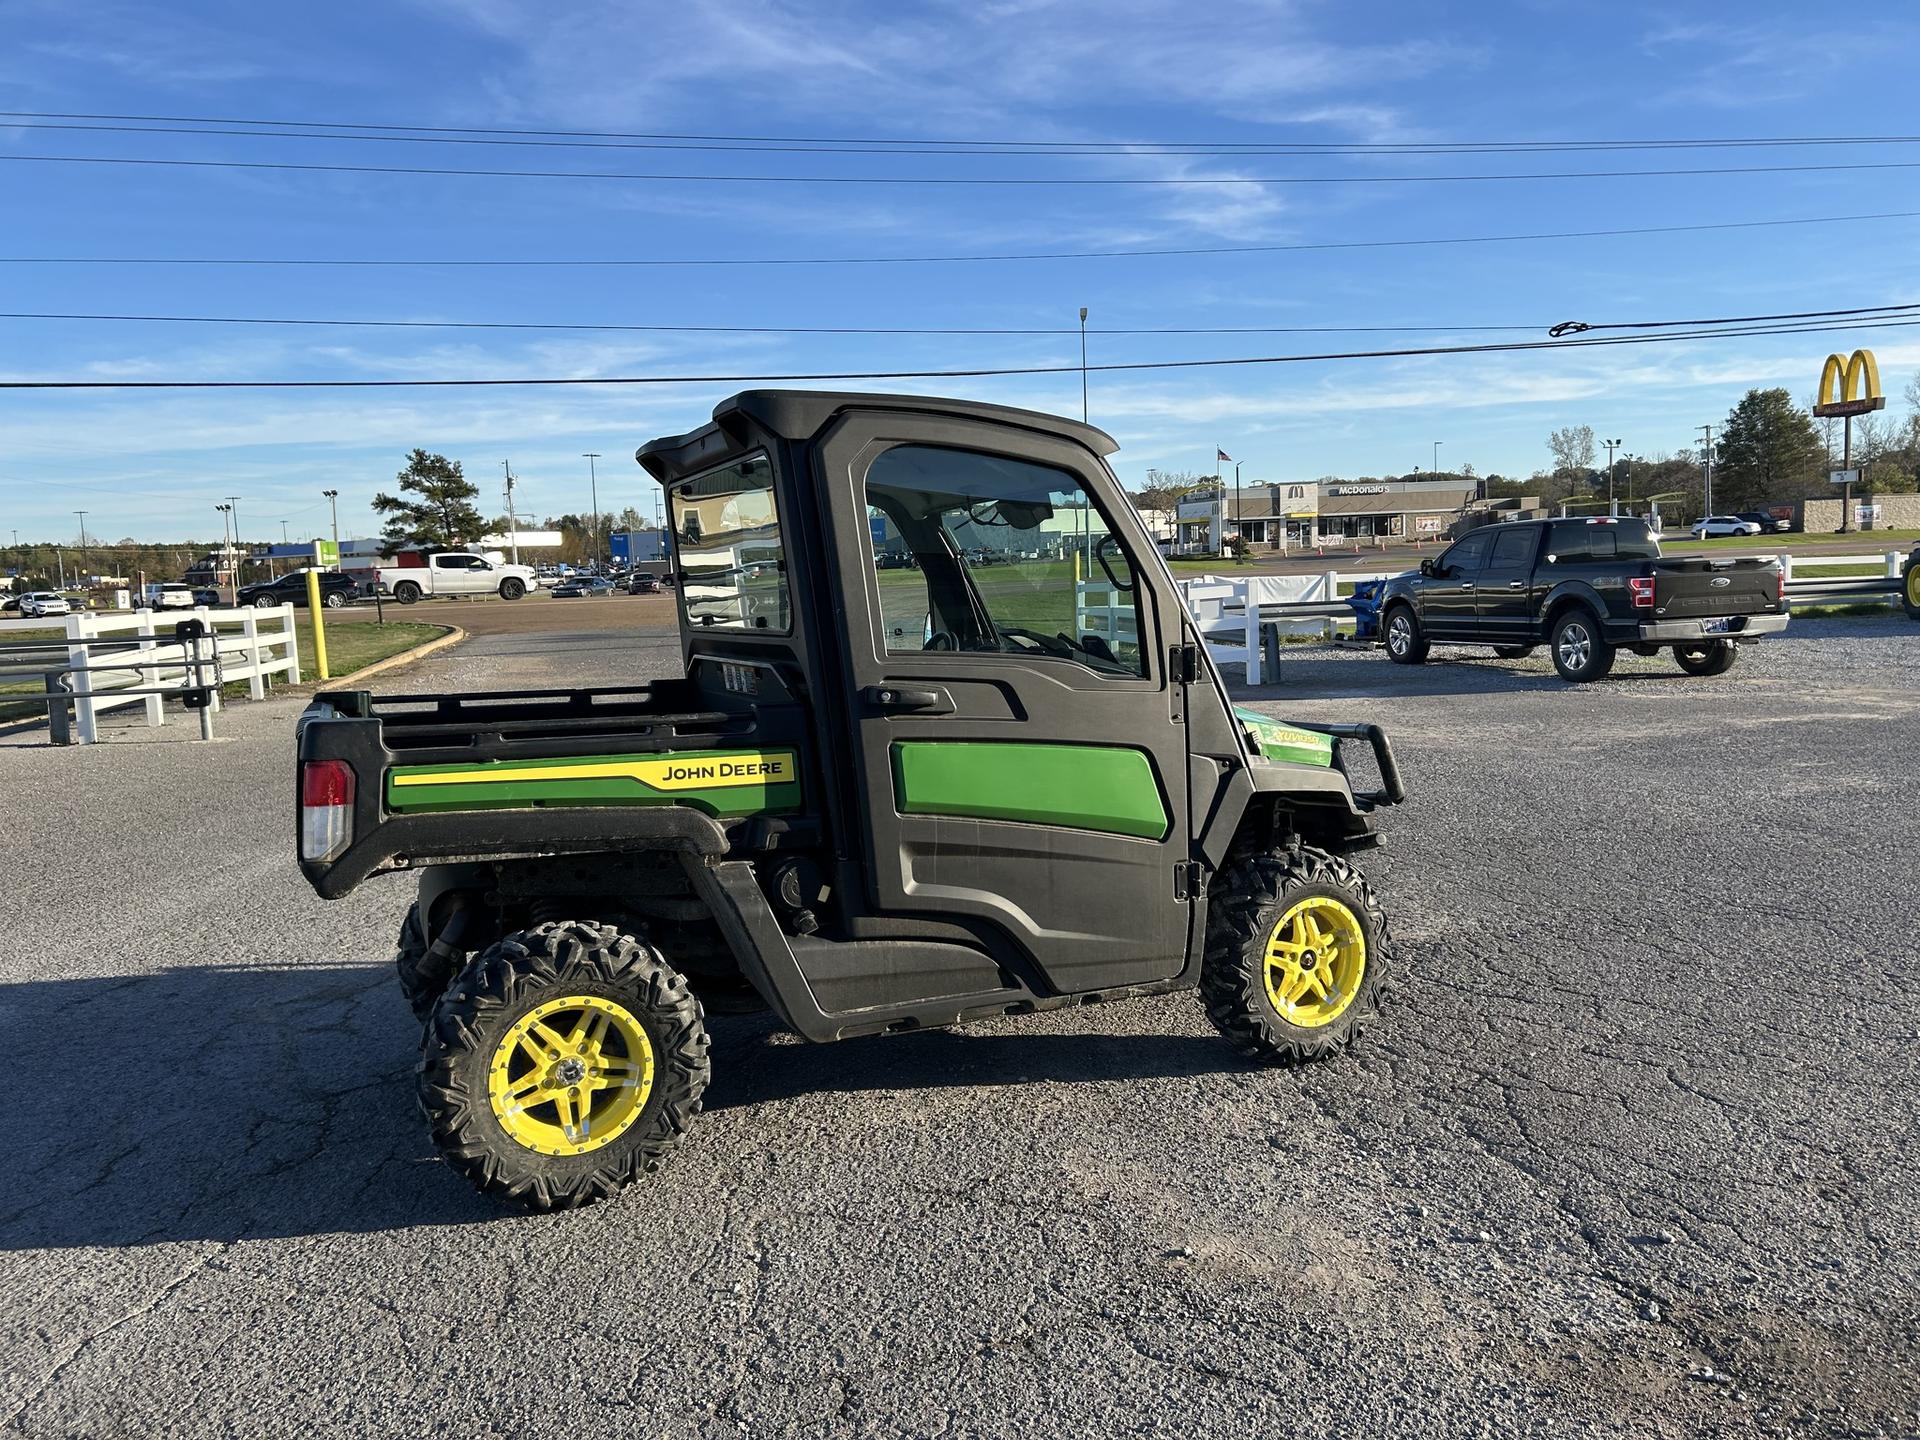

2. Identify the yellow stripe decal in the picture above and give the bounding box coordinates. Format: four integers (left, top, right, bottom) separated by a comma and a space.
391, 752, 796, 792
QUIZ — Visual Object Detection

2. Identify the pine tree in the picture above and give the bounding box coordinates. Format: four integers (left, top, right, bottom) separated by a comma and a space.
371, 451, 485, 549
1713, 390, 1822, 510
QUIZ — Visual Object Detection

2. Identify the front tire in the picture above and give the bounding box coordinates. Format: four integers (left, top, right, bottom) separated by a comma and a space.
418, 922, 710, 1211
323, 590, 348, 609
499, 578, 527, 600
1675, 640, 1736, 676
1550, 610, 1615, 683
1903, 557, 1920, 620
1383, 606, 1429, 665
1201, 847, 1389, 1065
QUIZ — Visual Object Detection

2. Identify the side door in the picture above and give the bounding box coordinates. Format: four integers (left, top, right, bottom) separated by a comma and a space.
1475, 525, 1544, 641
817, 414, 1191, 996
432, 554, 487, 595
1421, 530, 1494, 639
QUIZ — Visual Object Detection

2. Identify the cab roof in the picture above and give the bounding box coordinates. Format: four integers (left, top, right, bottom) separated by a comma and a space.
635, 389, 1119, 484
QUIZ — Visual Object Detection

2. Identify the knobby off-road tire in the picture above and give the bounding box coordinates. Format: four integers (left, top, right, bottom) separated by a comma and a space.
395, 902, 467, 1022
418, 921, 710, 1211
1492, 645, 1535, 660
1549, 609, 1616, 683
1201, 846, 1390, 1065
1674, 640, 1737, 676
1383, 606, 1430, 665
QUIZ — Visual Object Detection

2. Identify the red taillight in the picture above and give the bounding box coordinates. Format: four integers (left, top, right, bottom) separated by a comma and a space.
1627, 576, 1656, 609
300, 760, 355, 862
1777, 567, 1786, 602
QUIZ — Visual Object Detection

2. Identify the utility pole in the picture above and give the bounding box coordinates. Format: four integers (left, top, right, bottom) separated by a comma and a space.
1078, 307, 1090, 423
1697, 425, 1713, 518
1433, 440, 1442, 476
501, 461, 521, 566
1603, 439, 1622, 516
215, 503, 233, 601
74, 511, 88, 583
226, 495, 243, 589
322, 489, 339, 556
583, 452, 603, 567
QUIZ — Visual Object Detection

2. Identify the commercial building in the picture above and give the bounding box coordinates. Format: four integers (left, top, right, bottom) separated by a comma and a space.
1173, 477, 1486, 552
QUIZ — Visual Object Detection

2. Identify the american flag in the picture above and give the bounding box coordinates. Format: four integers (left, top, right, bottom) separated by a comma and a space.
1217, 448, 1233, 463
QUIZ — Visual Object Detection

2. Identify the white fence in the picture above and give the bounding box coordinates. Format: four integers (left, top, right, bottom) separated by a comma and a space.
63, 605, 301, 743
1177, 572, 1398, 682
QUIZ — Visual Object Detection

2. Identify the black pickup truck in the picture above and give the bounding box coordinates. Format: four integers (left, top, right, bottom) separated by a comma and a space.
1378, 516, 1787, 681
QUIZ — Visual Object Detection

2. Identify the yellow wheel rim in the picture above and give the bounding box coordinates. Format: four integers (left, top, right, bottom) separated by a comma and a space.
1906, 564, 1920, 607
1262, 896, 1367, 1029
487, 995, 655, 1156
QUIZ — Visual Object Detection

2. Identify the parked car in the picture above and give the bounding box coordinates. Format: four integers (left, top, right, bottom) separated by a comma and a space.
19, 591, 72, 618
553, 575, 617, 598
626, 571, 663, 595
376, 552, 536, 604
238, 570, 361, 609
139, 582, 198, 610
192, 586, 224, 607
1736, 510, 1792, 534
1377, 517, 1787, 682
1691, 515, 1762, 539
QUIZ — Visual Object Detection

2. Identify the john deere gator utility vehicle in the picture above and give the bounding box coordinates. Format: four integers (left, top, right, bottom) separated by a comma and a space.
295, 391, 1405, 1211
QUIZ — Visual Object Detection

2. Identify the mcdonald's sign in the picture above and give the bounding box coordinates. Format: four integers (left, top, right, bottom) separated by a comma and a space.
1812, 349, 1885, 418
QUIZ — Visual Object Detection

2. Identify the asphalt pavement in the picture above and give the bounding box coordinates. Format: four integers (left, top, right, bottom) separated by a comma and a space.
1, 618, 1916, 1439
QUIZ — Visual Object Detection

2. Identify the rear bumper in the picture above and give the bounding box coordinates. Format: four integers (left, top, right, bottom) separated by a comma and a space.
1637, 612, 1788, 644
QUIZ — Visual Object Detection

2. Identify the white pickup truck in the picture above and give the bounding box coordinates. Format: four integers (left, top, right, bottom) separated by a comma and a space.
377, 552, 536, 604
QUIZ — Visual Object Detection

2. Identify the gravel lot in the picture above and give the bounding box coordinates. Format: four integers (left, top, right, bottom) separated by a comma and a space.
2, 616, 1916, 1439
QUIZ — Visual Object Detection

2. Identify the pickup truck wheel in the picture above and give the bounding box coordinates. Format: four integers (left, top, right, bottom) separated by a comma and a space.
1201, 847, 1389, 1065
418, 921, 710, 1212
1382, 607, 1429, 665
1549, 610, 1616, 683
393, 581, 422, 605
1674, 641, 1736, 676
1903, 557, 1920, 619
1492, 645, 1535, 660
499, 578, 527, 601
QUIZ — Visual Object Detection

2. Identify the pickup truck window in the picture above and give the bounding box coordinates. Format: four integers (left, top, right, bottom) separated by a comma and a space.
1488, 528, 1537, 569
1438, 531, 1493, 575
1547, 520, 1659, 563
671, 453, 790, 633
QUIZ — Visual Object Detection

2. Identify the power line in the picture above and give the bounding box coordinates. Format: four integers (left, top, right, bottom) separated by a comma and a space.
5, 301, 1916, 339
12, 118, 1920, 160
6, 314, 1918, 390
6, 208, 1915, 270
9, 152, 1920, 187
0, 310, 1548, 336
7, 110, 1920, 155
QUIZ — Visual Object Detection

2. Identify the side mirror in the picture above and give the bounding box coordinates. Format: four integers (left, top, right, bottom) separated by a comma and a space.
1418, 558, 1436, 577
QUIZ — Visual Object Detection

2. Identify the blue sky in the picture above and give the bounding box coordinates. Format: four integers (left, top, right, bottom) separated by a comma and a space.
4, 0, 1920, 545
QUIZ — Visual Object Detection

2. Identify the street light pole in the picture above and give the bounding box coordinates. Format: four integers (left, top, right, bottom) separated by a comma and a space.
74, 511, 88, 583
1602, 439, 1622, 516
1696, 425, 1712, 518
226, 495, 243, 590
322, 489, 339, 555
583, 452, 603, 567
1078, 307, 1089, 423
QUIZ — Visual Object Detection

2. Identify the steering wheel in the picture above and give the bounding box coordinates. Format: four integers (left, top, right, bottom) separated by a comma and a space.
923, 631, 956, 651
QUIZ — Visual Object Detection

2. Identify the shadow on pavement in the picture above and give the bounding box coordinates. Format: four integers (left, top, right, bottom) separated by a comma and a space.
0, 961, 1236, 1248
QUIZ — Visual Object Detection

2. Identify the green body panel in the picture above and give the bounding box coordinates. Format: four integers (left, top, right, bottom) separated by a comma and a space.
1233, 707, 1335, 768
384, 748, 803, 817
891, 741, 1170, 840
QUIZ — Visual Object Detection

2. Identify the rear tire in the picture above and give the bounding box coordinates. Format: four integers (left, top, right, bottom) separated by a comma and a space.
418, 922, 709, 1211
1492, 645, 1535, 660
499, 578, 527, 601
1549, 610, 1615, 683
393, 581, 422, 605
324, 590, 348, 609
1201, 846, 1389, 1065
1383, 606, 1429, 665
396, 902, 467, 1022
1903, 556, 1920, 620
1675, 640, 1736, 676
252, 594, 277, 609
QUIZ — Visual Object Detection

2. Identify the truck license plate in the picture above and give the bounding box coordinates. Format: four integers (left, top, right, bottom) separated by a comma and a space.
1703, 617, 1731, 633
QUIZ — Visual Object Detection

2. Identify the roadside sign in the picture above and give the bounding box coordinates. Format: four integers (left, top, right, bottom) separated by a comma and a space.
1829, 469, 1861, 486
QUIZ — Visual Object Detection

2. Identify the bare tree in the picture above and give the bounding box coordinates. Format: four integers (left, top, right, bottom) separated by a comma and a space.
1547, 425, 1595, 475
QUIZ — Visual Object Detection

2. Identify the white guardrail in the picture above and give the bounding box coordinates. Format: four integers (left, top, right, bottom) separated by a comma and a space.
63, 605, 301, 743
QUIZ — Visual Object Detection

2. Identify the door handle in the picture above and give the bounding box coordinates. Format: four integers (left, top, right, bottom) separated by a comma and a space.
861, 684, 954, 715
1508, 579, 1525, 590
1459, 582, 1476, 592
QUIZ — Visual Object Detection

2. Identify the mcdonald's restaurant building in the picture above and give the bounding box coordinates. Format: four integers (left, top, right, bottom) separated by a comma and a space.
1309, 478, 1478, 542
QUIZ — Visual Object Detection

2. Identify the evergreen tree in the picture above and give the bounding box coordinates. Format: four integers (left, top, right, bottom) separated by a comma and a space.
1713, 389, 1823, 510
371, 451, 484, 549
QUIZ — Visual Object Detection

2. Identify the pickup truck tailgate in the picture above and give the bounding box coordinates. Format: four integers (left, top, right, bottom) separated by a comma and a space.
1648, 556, 1780, 618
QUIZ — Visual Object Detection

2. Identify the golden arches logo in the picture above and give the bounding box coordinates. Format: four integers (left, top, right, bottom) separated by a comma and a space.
1813, 349, 1885, 417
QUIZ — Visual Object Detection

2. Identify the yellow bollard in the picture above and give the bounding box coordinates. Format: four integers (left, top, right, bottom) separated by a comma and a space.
304, 569, 332, 680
